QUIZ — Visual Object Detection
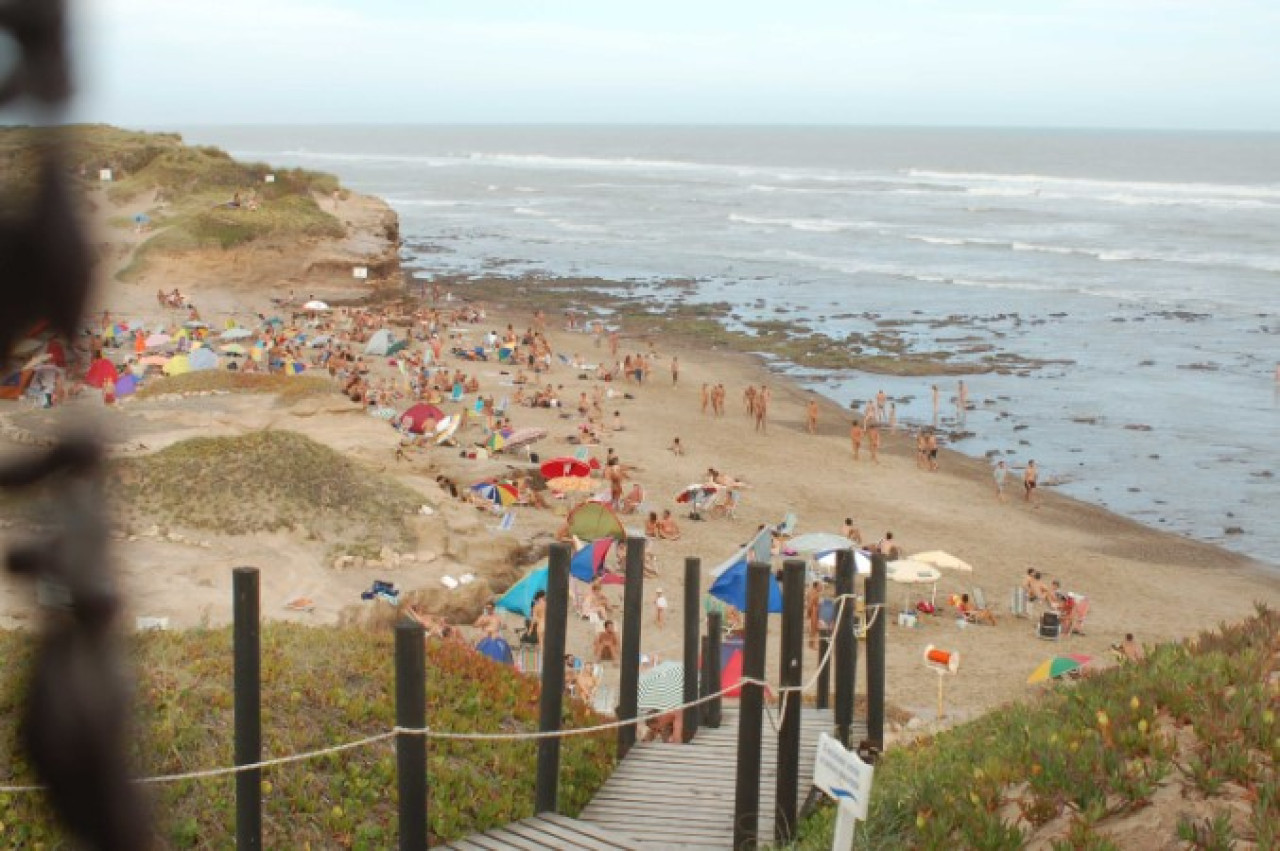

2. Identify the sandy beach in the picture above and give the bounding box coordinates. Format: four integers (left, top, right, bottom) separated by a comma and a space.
3, 174, 1277, 734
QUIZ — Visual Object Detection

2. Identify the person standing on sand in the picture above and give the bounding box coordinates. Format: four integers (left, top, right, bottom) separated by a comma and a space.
805, 581, 822, 650
744, 385, 757, 418
1024, 459, 1040, 508
654, 589, 668, 629
850, 420, 864, 460
867, 425, 880, 463
806, 400, 818, 434
755, 386, 770, 433
925, 431, 939, 472
875, 389, 887, 421
701, 383, 710, 415
713, 383, 726, 417
606, 457, 627, 508
671, 356, 679, 385
994, 460, 1009, 502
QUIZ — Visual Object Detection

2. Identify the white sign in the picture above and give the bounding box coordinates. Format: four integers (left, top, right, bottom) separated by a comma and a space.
99, 169, 113, 182
813, 733, 874, 820
353, 266, 369, 279
264, 174, 276, 183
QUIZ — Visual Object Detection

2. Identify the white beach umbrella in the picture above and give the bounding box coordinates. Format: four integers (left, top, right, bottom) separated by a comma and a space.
303, 300, 330, 311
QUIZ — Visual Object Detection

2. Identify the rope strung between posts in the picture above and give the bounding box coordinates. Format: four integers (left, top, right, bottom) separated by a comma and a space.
0, 596, 883, 793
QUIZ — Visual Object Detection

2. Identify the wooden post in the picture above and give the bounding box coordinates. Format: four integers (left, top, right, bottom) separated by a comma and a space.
394, 618, 427, 851
867, 553, 888, 750
233, 567, 262, 851
816, 633, 831, 710
732, 561, 771, 851
702, 610, 723, 728
535, 543, 571, 813
774, 559, 805, 843
617, 535, 645, 757
834, 550, 856, 748
682, 557, 701, 743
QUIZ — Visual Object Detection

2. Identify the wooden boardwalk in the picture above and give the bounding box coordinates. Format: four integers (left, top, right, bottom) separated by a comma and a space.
445, 704, 852, 850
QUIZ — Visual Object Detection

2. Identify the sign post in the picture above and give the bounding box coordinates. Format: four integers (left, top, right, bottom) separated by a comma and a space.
813, 733, 874, 850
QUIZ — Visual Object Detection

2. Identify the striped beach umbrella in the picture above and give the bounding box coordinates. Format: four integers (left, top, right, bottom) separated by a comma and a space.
637, 661, 686, 713
1027, 655, 1093, 684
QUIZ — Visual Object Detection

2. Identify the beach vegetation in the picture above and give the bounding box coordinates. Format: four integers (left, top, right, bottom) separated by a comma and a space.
108, 430, 420, 555
0, 625, 614, 847
795, 605, 1279, 849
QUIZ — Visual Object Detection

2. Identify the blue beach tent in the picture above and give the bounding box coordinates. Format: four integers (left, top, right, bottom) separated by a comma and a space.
496, 564, 548, 617
708, 526, 782, 613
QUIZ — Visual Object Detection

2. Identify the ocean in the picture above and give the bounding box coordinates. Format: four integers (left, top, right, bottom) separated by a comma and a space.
179, 125, 1280, 567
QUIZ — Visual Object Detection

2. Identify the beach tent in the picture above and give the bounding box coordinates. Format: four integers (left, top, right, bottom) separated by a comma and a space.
84, 358, 118, 389
476, 634, 515, 665
114, 373, 138, 398
399, 403, 446, 434
496, 565, 548, 617
709, 526, 783, 614
364, 329, 395, 356
163, 353, 191, 376
188, 347, 218, 372
570, 538, 616, 583
566, 501, 626, 542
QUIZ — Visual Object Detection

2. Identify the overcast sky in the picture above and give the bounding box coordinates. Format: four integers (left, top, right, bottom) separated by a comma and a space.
70, 0, 1280, 130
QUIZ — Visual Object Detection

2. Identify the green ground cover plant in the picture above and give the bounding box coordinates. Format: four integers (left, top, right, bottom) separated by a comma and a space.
795, 605, 1278, 849
0, 625, 614, 848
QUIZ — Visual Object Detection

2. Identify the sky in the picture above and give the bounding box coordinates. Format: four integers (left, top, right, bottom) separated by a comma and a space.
66, 0, 1280, 130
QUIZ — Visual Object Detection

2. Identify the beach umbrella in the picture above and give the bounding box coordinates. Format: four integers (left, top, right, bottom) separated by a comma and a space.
162, 353, 191, 376
547, 476, 597, 494
221, 343, 247, 356
84, 358, 118, 389
471, 482, 518, 509
910, 551, 975, 573
502, 427, 547, 452
540, 456, 591, 479
221, 328, 252, 341
188, 347, 218, 372
434, 415, 462, 445
399, 403, 446, 435
476, 634, 514, 665
570, 538, 615, 583
1027, 655, 1093, 684
637, 661, 686, 713
566, 501, 626, 542
303, 300, 330, 311
144, 333, 171, 349
496, 565, 548, 617
709, 555, 783, 614
814, 549, 872, 576
676, 483, 719, 504
114, 373, 138, 398
787, 532, 854, 555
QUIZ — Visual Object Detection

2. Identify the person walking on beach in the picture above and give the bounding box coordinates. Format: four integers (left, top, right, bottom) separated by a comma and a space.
806, 399, 818, 434
654, 589, 668, 629
744, 385, 757, 418
925, 431, 939, 472
850, 420, 864, 460
671, 356, 679, 386
1023, 460, 1040, 508
994, 460, 1009, 502
867, 425, 881, 463
755, 386, 770, 433
713, 383, 726, 417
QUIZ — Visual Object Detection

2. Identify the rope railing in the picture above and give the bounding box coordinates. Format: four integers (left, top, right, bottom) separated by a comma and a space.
0, 596, 883, 795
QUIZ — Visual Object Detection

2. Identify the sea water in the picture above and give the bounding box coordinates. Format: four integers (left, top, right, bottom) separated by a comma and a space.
180, 125, 1280, 567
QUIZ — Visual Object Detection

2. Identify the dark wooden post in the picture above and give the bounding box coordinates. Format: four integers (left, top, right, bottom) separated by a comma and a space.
834, 550, 856, 748
233, 567, 262, 851
617, 535, 645, 757
774, 559, 805, 843
867, 552, 888, 750
535, 542, 572, 813
816, 633, 831, 710
682, 557, 701, 743
732, 561, 771, 851
394, 618, 427, 851
702, 610, 723, 728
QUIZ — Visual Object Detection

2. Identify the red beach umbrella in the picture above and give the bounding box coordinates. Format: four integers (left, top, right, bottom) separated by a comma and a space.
399, 403, 446, 434
540, 456, 591, 479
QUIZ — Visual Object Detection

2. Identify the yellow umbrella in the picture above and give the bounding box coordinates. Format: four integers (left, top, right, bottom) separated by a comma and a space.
1027, 655, 1093, 684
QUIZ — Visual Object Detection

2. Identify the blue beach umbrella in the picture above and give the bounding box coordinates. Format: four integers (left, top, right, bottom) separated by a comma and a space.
570, 538, 615, 583
476, 635, 514, 665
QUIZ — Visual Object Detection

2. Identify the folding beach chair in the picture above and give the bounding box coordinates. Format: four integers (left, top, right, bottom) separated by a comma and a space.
1037, 611, 1062, 641
1010, 586, 1030, 618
